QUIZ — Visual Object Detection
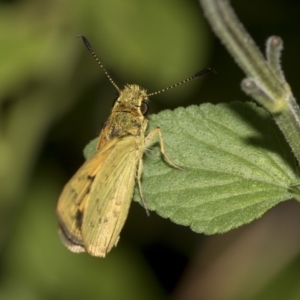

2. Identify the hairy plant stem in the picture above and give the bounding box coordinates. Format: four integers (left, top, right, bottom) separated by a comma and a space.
199, 0, 300, 166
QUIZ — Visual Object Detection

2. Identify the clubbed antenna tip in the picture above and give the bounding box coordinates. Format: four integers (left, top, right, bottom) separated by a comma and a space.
147, 67, 215, 97
78, 35, 120, 92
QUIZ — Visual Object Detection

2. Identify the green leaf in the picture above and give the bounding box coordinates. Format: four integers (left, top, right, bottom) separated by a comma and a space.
84, 102, 300, 235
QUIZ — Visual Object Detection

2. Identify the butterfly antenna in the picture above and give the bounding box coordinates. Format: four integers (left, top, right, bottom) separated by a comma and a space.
147, 68, 215, 97
78, 35, 120, 92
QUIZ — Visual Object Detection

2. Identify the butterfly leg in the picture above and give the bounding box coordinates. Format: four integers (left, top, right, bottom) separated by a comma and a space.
145, 127, 183, 170
137, 158, 150, 216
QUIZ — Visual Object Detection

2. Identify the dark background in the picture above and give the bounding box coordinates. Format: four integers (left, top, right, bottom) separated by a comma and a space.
1, 0, 300, 299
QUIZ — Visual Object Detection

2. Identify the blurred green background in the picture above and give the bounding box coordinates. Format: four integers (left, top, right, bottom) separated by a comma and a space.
1, 0, 300, 299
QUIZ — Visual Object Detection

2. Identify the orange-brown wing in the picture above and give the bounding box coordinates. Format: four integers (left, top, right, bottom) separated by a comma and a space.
82, 135, 142, 257
56, 138, 120, 253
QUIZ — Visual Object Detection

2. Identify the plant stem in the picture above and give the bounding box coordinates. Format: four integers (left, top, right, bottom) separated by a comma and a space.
199, 0, 300, 166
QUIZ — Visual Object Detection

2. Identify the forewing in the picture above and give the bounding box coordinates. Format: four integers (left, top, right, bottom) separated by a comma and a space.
82, 136, 141, 257
56, 138, 120, 252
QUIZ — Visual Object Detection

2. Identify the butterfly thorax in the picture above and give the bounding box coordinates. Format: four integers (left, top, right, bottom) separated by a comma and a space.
98, 84, 149, 149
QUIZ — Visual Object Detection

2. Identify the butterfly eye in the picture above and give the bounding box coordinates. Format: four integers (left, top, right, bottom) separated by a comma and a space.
112, 94, 120, 107
140, 101, 149, 115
